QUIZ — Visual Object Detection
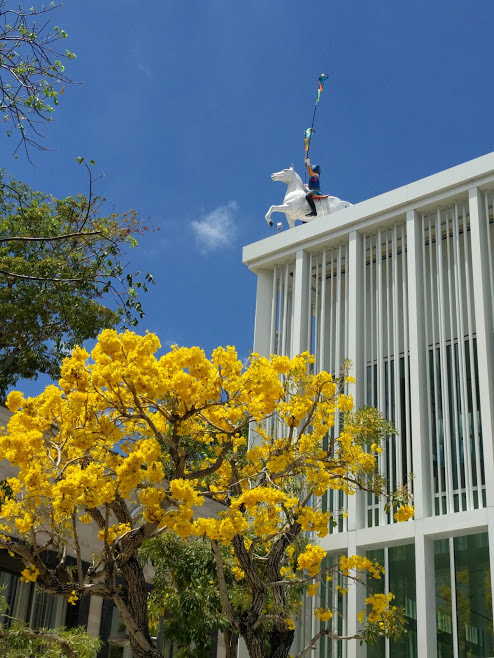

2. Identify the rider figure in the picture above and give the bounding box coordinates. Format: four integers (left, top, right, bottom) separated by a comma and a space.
305, 156, 321, 217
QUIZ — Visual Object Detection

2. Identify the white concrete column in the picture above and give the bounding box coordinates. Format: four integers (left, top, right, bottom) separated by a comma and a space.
346, 534, 366, 658
291, 250, 310, 356
237, 637, 249, 658
414, 523, 437, 657
347, 231, 366, 532
86, 595, 103, 637
253, 268, 275, 357
347, 231, 365, 405
406, 209, 433, 519
468, 187, 494, 507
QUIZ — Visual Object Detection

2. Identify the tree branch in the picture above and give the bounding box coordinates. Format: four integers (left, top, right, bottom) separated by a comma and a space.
294, 629, 361, 658
0, 627, 78, 658
211, 540, 237, 629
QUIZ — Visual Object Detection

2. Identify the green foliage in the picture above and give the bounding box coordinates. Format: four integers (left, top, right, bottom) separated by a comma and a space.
0, 0, 75, 153
141, 534, 232, 658
0, 167, 154, 394
0, 479, 13, 510
140, 531, 309, 658
0, 623, 101, 658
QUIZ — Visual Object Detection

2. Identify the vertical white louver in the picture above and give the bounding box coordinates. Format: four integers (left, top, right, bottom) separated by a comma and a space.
362, 222, 413, 527
362, 224, 412, 527
421, 203, 485, 515
307, 244, 348, 376
305, 244, 349, 534
269, 261, 296, 356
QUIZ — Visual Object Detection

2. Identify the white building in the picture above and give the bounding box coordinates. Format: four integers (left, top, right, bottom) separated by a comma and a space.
243, 152, 494, 658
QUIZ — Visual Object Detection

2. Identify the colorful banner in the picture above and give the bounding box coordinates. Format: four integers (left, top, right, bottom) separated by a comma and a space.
316, 73, 328, 104
304, 128, 313, 153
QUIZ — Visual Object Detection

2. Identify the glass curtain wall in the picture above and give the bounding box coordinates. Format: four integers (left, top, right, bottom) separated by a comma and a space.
366, 544, 417, 658
318, 554, 347, 658
435, 533, 493, 658
0, 568, 67, 630
429, 338, 484, 515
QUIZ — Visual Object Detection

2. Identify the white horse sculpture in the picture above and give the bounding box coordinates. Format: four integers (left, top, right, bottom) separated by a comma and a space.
265, 165, 352, 229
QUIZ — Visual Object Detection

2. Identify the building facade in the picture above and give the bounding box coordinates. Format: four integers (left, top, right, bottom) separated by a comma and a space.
243, 153, 494, 658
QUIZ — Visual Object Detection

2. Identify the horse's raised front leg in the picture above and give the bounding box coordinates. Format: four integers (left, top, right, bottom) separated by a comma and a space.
265, 205, 290, 227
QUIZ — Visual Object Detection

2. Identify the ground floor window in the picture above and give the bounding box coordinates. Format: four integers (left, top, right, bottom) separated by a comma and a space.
0, 568, 67, 630
435, 533, 493, 658
366, 543, 417, 658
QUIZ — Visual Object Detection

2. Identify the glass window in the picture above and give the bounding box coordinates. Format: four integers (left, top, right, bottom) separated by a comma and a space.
318, 554, 346, 658
366, 545, 417, 658
29, 588, 67, 630
435, 533, 493, 658
389, 544, 417, 658
0, 570, 31, 626
366, 548, 385, 658
0, 567, 67, 631
429, 338, 484, 515
435, 538, 454, 657
454, 534, 493, 657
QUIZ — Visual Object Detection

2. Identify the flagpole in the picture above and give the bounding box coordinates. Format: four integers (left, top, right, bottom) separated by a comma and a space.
304, 74, 328, 181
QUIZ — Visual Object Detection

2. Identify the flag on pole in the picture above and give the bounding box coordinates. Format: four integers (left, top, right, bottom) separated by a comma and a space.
304, 128, 314, 153
316, 73, 328, 104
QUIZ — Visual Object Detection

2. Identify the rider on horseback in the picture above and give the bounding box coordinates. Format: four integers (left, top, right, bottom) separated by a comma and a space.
304, 156, 321, 217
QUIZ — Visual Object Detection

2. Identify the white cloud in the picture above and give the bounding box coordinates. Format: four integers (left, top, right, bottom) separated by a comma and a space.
190, 201, 238, 253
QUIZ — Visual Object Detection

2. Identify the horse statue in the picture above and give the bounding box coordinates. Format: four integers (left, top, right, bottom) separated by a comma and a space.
265, 165, 352, 229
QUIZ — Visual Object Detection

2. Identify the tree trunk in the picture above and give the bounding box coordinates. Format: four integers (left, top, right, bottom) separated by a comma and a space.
241, 625, 294, 658
115, 556, 162, 658
242, 627, 266, 658
268, 627, 295, 658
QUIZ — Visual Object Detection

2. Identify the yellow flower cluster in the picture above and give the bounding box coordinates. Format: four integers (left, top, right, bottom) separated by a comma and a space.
193, 510, 249, 544
314, 607, 333, 622
366, 592, 395, 623
169, 479, 204, 507
232, 566, 245, 580
337, 394, 354, 412
98, 523, 132, 545
67, 590, 79, 605
279, 565, 296, 580
20, 564, 39, 583
339, 554, 384, 580
230, 486, 293, 512
394, 505, 414, 522
297, 544, 326, 577
296, 507, 330, 538
307, 582, 319, 596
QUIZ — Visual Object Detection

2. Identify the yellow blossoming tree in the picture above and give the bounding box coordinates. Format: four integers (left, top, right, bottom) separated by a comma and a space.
0, 330, 411, 658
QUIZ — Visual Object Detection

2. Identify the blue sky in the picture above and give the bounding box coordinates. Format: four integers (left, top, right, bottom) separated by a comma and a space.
5, 0, 494, 396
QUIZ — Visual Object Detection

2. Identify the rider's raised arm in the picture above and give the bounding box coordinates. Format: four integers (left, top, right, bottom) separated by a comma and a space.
305, 156, 315, 178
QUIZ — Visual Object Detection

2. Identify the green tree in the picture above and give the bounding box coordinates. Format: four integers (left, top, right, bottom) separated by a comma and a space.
0, 165, 152, 394
141, 533, 239, 658
0, 0, 75, 155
